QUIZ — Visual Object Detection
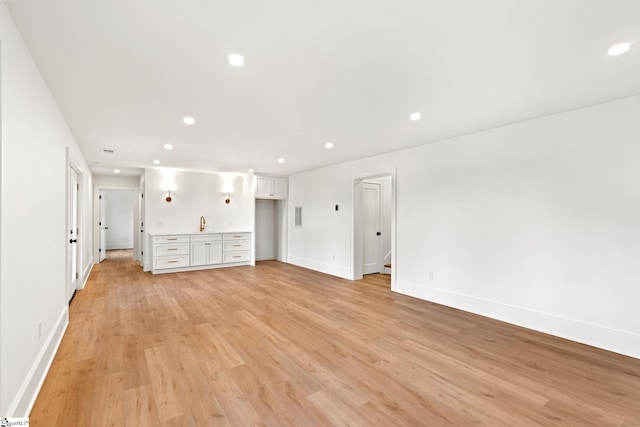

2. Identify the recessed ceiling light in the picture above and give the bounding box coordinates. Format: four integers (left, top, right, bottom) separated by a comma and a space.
228, 53, 244, 67
153, 160, 160, 165
410, 112, 421, 121
277, 158, 285, 164
183, 116, 195, 125
114, 169, 121, 174
608, 42, 631, 56
248, 169, 254, 173
164, 144, 173, 150
325, 142, 334, 149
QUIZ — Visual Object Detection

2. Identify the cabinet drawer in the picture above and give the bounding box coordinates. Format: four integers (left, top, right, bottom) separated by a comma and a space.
154, 255, 189, 269
223, 233, 251, 241
191, 234, 222, 243
223, 241, 250, 251
154, 243, 189, 256
223, 251, 250, 263
153, 235, 189, 244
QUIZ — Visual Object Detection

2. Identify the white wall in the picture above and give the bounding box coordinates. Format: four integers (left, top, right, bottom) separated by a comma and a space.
289, 95, 640, 359
143, 168, 255, 269
0, 3, 92, 415
275, 200, 288, 262
93, 174, 140, 188
105, 189, 135, 249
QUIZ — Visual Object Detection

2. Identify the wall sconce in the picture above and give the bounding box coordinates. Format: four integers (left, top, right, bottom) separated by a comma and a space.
225, 193, 231, 204
166, 190, 173, 202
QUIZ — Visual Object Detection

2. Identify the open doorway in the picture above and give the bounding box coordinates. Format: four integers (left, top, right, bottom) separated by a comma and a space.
95, 186, 140, 264
99, 189, 137, 261
352, 169, 396, 289
255, 199, 287, 261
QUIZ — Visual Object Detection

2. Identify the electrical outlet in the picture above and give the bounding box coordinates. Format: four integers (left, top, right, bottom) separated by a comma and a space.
428, 272, 434, 281
38, 321, 42, 339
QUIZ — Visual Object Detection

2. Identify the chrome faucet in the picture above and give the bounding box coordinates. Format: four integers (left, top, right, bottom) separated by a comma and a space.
199, 216, 206, 232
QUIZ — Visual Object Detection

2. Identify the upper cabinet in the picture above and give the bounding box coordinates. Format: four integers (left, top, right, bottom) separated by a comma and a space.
255, 175, 288, 200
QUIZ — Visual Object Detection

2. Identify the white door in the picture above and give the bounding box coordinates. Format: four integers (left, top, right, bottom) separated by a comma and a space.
99, 189, 107, 262
139, 189, 145, 267
363, 182, 382, 275
190, 242, 207, 266
67, 169, 79, 302
207, 242, 222, 264
255, 176, 272, 198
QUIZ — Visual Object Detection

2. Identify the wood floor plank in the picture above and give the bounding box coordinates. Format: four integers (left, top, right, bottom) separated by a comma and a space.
123, 385, 162, 427
29, 250, 640, 426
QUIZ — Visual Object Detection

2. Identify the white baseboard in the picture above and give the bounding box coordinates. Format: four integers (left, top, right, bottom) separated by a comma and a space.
8, 307, 69, 416
395, 279, 640, 360
106, 242, 133, 250
78, 257, 94, 290
289, 256, 351, 280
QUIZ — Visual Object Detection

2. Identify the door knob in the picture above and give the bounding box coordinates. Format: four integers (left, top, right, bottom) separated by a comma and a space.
376, 232, 381, 236
69, 239, 77, 243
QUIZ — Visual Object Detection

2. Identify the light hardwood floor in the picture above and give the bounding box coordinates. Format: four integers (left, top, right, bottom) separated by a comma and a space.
31, 254, 640, 426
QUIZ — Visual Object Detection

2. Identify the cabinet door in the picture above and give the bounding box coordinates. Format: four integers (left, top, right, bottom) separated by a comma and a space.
271, 177, 288, 199
255, 176, 272, 198
190, 242, 207, 266
207, 242, 223, 265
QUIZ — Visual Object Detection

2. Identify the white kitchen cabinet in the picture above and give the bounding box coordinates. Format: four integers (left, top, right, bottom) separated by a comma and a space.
222, 233, 251, 263
190, 234, 222, 266
255, 175, 288, 200
152, 234, 190, 270
150, 232, 251, 274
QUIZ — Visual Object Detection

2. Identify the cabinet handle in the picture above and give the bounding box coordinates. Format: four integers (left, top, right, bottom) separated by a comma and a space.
233, 255, 242, 258
233, 244, 242, 247
167, 238, 178, 241
167, 248, 178, 251
167, 260, 178, 264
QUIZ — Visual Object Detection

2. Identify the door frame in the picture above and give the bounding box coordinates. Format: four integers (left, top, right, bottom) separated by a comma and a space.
351, 168, 397, 289
66, 147, 84, 298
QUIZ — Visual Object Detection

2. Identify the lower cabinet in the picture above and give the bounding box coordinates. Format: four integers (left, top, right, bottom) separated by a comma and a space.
152, 235, 190, 270
190, 234, 222, 266
222, 233, 251, 263
151, 232, 251, 274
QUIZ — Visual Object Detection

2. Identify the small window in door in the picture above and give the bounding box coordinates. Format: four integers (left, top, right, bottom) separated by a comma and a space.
294, 206, 303, 227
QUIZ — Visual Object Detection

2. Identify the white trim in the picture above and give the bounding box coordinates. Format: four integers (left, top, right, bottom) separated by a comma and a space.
106, 242, 134, 250
396, 279, 640, 360
77, 257, 94, 290
8, 307, 68, 416
288, 256, 351, 280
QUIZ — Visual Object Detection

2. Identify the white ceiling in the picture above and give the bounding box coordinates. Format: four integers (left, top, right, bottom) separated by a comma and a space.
6, 0, 640, 176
